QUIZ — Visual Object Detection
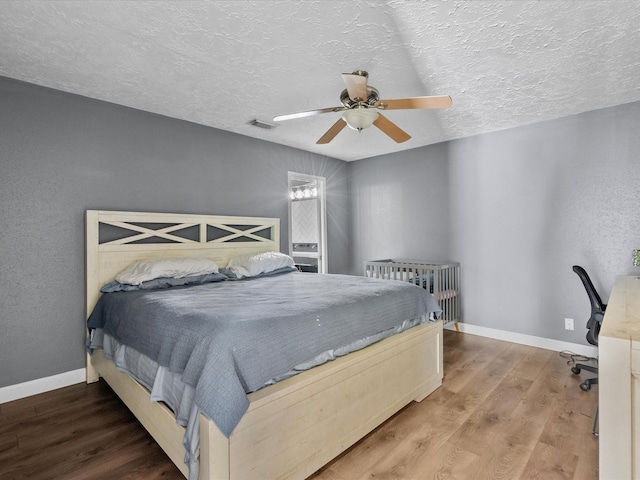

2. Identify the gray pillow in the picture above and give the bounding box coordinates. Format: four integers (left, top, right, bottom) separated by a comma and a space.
101, 272, 228, 292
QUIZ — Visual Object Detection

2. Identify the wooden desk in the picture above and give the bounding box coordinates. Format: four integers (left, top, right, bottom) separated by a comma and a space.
599, 275, 640, 479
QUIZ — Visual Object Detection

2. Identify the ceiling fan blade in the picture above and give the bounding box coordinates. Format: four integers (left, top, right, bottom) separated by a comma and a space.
373, 114, 411, 143
316, 118, 347, 144
342, 73, 368, 102
273, 106, 345, 122
374, 95, 452, 111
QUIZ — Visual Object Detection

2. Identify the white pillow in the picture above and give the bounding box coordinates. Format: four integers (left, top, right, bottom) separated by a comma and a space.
227, 251, 295, 279
115, 257, 219, 285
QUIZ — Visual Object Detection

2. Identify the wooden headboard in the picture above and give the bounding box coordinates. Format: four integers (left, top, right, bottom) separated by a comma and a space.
85, 210, 280, 317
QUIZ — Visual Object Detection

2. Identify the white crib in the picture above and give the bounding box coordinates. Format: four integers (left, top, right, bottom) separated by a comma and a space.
364, 259, 460, 326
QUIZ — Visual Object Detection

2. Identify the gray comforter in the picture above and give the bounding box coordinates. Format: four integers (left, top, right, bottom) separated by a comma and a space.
87, 271, 441, 437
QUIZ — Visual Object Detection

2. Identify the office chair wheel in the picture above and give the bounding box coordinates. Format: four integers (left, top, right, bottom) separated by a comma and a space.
571, 366, 581, 375
580, 381, 591, 391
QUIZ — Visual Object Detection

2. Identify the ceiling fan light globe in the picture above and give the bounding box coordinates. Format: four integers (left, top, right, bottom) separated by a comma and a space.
342, 108, 379, 131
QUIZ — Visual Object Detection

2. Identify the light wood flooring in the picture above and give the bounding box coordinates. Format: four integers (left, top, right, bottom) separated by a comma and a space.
1, 330, 598, 479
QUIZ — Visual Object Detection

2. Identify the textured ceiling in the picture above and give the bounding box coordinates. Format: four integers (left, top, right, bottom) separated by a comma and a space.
1, 1, 639, 161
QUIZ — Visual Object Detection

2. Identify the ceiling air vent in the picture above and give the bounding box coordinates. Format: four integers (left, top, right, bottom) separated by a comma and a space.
248, 119, 277, 130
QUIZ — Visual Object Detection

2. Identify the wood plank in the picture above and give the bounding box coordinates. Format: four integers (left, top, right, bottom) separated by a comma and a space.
378, 440, 479, 480
0, 381, 183, 480
442, 337, 510, 393
447, 372, 534, 456
520, 441, 578, 480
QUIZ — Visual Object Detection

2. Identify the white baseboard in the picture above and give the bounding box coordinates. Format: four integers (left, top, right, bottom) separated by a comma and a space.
0, 368, 86, 404
445, 322, 598, 358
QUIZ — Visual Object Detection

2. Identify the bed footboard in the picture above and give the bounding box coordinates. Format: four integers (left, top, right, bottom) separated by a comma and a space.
214, 320, 443, 480
91, 321, 442, 480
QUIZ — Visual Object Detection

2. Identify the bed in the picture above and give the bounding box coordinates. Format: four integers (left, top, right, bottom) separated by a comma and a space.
85, 210, 444, 480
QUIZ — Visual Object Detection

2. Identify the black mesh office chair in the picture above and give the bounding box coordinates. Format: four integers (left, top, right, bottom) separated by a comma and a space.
570, 265, 606, 392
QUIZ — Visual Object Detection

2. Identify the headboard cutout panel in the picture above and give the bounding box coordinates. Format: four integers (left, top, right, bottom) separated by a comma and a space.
86, 210, 280, 316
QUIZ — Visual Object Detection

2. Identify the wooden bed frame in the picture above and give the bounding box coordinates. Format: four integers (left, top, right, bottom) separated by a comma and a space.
85, 210, 443, 480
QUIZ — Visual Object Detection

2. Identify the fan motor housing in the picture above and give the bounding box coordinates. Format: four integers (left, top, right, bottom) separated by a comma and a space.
340, 86, 379, 108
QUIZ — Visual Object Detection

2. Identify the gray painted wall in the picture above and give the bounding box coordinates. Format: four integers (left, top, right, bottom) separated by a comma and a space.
0, 77, 350, 388
349, 101, 640, 346
3, 72, 639, 389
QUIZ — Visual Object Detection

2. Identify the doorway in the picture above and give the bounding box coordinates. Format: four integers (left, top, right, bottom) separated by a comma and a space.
288, 172, 327, 273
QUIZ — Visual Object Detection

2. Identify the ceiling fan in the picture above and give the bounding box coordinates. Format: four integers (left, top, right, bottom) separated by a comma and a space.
273, 70, 452, 144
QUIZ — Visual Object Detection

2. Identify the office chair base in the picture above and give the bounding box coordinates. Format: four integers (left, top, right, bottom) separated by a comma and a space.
577, 376, 597, 391
571, 363, 598, 375
580, 381, 592, 391
571, 362, 598, 391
